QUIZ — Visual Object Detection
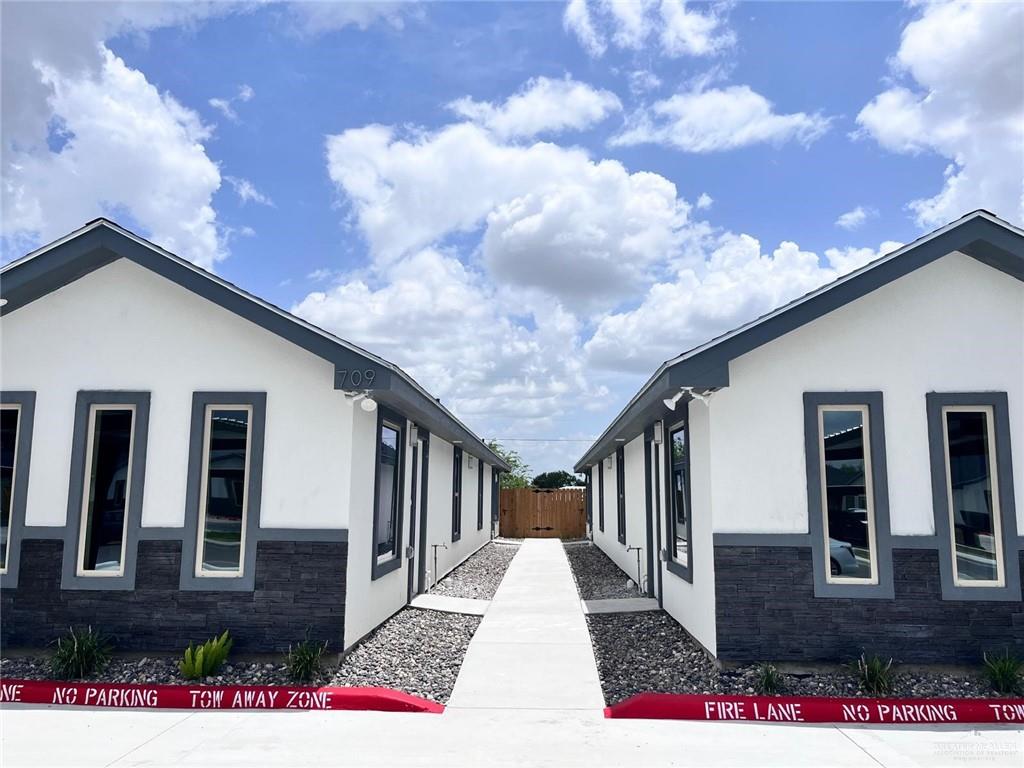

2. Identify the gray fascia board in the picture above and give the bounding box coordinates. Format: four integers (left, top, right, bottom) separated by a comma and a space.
575, 212, 1024, 475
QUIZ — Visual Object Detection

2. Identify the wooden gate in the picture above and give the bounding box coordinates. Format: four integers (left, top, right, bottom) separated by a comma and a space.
499, 487, 586, 539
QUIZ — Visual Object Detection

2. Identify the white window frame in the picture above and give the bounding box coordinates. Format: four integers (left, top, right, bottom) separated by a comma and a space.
818, 404, 879, 586
941, 404, 1005, 588
0, 403, 21, 575
195, 403, 253, 578
76, 404, 136, 577
375, 418, 402, 566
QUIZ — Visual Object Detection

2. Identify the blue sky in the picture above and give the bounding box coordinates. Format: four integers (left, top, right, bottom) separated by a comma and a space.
3, 1, 1022, 474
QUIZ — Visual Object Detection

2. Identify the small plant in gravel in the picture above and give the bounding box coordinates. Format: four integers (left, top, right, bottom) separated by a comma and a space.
286, 631, 329, 683
754, 663, 783, 695
179, 630, 233, 680
853, 652, 894, 695
50, 626, 112, 679
982, 648, 1022, 695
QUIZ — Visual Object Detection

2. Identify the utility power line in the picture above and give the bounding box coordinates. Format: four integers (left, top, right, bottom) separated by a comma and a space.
488, 437, 597, 442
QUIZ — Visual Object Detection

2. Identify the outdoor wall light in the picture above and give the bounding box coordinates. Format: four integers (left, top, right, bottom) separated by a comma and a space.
664, 387, 715, 410
409, 425, 419, 445
653, 422, 664, 444
348, 392, 379, 412
663, 390, 685, 410
467, 455, 476, 469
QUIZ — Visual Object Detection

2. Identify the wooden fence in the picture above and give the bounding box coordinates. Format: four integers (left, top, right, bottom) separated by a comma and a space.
499, 487, 587, 539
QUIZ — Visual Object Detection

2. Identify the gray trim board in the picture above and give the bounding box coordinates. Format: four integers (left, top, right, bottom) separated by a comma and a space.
61, 391, 151, 591
179, 392, 266, 591
926, 392, 1021, 601
476, 458, 484, 531
804, 392, 894, 599
0, 392, 36, 589
642, 427, 655, 596
597, 458, 605, 532
451, 446, 463, 543
615, 446, 626, 546
416, 429, 431, 594
370, 405, 407, 581
575, 212, 1024, 472
652, 432, 664, 607
664, 409, 693, 583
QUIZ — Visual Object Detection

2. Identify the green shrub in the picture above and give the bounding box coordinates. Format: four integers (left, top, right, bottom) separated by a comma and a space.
983, 649, 1022, 695
754, 663, 783, 695
179, 630, 233, 680
853, 652, 894, 695
286, 631, 329, 683
50, 626, 112, 680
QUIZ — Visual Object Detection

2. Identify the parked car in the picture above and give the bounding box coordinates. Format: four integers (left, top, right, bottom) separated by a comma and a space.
829, 538, 859, 577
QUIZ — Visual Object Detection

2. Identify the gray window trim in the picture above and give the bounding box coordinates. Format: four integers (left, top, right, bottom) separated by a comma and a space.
0, 392, 36, 589
452, 445, 463, 543
597, 458, 605, 533
804, 392, 894, 599
180, 392, 266, 591
926, 392, 1021, 601
476, 458, 484, 531
371, 404, 406, 581
642, 426, 655, 596
60, 391, 151, 591
616, 446, 627, 546
664, 409, 693, 583
585, 467, 593, 533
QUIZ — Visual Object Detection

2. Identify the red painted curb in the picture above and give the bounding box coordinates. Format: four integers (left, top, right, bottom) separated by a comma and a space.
605, 692, 1024, 725
0, 679, 444, 713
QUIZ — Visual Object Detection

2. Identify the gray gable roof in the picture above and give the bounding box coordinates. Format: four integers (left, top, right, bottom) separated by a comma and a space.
0, 218, 510, 471
575, 210, 1024, 472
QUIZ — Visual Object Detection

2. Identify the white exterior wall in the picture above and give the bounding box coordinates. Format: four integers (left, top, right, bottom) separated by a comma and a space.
659, 403, 717, 655
343, 407, 417, 649
709, 251, 1024, 535
0, 259, 351, 531
423, 435, 492, 587
592, 436, 648, 589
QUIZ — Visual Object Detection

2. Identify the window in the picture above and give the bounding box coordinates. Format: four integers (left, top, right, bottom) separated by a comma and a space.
941, 406, 1004, 587
375, 420, 403, 564
477, 459, 485, 531
195, 405, 252, 576
668, 420, 690, 569
75, 406, 136, 575
817, 405, 878, 584
616, 446, 626, 545
597, 458, 605, 532
452, 446, 463, 542
0, 405, 20, 573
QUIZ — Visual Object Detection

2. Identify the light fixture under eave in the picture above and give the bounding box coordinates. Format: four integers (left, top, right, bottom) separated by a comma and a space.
663, 390, 685, 411
360, 396, 378, 412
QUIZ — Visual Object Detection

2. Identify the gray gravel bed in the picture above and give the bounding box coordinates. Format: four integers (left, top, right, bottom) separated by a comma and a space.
587, 611, 1002, 705
331, 607, 479, 702
1, 608, 480, 703
431, 541, 519, 599
565, 542, 642, 599
0, 654, 295, 686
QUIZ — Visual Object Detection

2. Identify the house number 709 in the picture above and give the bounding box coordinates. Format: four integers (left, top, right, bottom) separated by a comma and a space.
338, 369, 377, 389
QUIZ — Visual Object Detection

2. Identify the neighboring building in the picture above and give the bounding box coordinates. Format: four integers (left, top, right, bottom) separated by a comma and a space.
575, 211, 1023, 664
0, 219, 508, 653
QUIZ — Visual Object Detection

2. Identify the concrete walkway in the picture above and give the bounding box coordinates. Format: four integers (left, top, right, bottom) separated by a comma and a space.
409, 593, 489, 616
446, 538, 604, 712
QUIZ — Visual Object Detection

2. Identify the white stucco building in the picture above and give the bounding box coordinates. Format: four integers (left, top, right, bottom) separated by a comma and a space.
577, 211, 1023, 664
0, 219, 507, 652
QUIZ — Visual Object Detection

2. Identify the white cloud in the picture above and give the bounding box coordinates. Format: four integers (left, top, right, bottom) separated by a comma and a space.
225, 176, 274, 207
611, 85, 831, 152
287, 1, 416, 35
835, 205, 876, 231
696, 192, 713, 209
564, 0, 607, 57
448, 76, 621, 140
628, 69, 662, 95
585, 236, 903, 373
855, 1, 1024, 227
325, 119, 711, 310
208, 83, 255, 121
3, 48, 224, 268
564, 0, 733, 59
293, 248, 606, 425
